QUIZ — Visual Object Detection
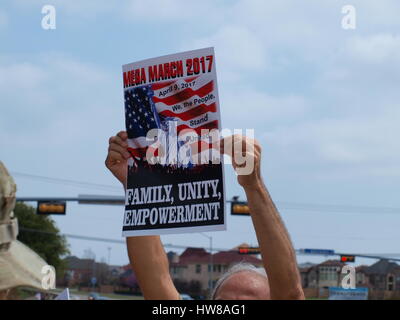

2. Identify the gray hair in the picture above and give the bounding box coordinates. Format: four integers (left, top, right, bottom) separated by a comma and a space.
210, 262, 267, 299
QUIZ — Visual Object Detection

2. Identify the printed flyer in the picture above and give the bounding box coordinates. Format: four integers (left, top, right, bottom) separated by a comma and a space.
122, 47, 225, 236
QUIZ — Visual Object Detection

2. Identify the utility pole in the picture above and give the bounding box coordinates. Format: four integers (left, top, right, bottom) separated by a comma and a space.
107, 247, 111, 265
91, 251, 96, 291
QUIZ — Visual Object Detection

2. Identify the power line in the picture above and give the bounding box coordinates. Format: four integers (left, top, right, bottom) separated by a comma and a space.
18, 220, 400, 243
276, 201, 400, 215
11, 171, 121, 193
291, 234, 400, 242
18, 227, 227, 252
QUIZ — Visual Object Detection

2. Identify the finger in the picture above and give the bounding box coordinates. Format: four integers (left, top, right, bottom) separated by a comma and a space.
117, 131, 128, 140
109, 143, 130, 159
109, 135, 128, 148
220, 135, 257, 158
232, 150, 255, 168
220, 135, 234, 155
233, 151, 255, 166
234, 136, 255, 156
106, 150, 125, 163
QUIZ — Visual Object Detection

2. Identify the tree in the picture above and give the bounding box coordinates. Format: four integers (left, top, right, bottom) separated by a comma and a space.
13, 202, 70, 278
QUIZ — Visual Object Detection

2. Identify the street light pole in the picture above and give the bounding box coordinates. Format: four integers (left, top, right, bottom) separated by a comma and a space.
210, 236, 213, 290
92, 252, 96, 290
199, 233, 213, 293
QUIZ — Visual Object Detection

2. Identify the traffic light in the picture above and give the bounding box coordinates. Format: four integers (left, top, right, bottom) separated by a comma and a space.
340, 255, 356, 263
231, 201, 250, 215
37, 201, 66, 215
238, 247, 260, 254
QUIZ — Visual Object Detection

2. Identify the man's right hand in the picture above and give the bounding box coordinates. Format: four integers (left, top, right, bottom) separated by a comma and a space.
105, 131, 130, 187
221, 135, 262, 190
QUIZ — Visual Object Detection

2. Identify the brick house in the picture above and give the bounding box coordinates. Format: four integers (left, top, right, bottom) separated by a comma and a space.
62, 256, 96, 286
317, 260, 347, 288
299, 260, 346, 289
299, 264, 317, 288
364, 259, 400, 298
62, 256, 110, 287
355, 265, 370, 288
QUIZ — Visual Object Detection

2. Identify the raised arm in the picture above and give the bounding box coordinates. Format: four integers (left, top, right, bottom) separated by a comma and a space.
105, 131, 179, 300
222, 135, 304, 300
126, 236, 180, 299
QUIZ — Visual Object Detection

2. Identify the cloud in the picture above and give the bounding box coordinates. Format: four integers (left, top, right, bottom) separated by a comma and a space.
262, 106, 400, 178
0, 10, 8, 28
188, 25, 268, 74
220, 86, 307, 129
313, 32, 400, 119
357, 0, 400, 28
346, 33, 400, 64
0, 53, 120, 144
0, 62, 47, 89
125, 0, 220, 22
11, 0, 117, 18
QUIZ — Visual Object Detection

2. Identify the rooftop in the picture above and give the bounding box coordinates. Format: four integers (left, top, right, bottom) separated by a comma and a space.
171, 246, 263, 266
317, 260, 346, 267
365, 259, 399, 275
65, 256, 95, 270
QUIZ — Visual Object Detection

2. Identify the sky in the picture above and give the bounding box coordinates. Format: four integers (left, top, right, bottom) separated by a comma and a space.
1, 0, 399, 267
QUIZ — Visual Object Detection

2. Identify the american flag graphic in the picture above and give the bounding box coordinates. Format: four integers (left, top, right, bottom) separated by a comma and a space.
125, 85, 161, 158
124, 76, 220, 164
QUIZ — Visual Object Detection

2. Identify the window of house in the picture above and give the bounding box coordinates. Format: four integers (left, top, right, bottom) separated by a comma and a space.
196, 264, 201, 274
357, 273, 364, 284
387, 275, 394, 291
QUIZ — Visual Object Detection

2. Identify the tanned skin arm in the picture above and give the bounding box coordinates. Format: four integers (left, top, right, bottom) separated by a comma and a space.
105, 131, 180, 300
126, 236, 180, 299
222, 135, 304, 300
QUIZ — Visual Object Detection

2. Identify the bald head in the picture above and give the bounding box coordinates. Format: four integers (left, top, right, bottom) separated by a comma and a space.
213, 270, 270, 300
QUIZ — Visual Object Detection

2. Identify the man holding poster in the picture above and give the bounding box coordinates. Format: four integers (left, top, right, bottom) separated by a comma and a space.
106, 132, 304, 300
105, 48, 303, 300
